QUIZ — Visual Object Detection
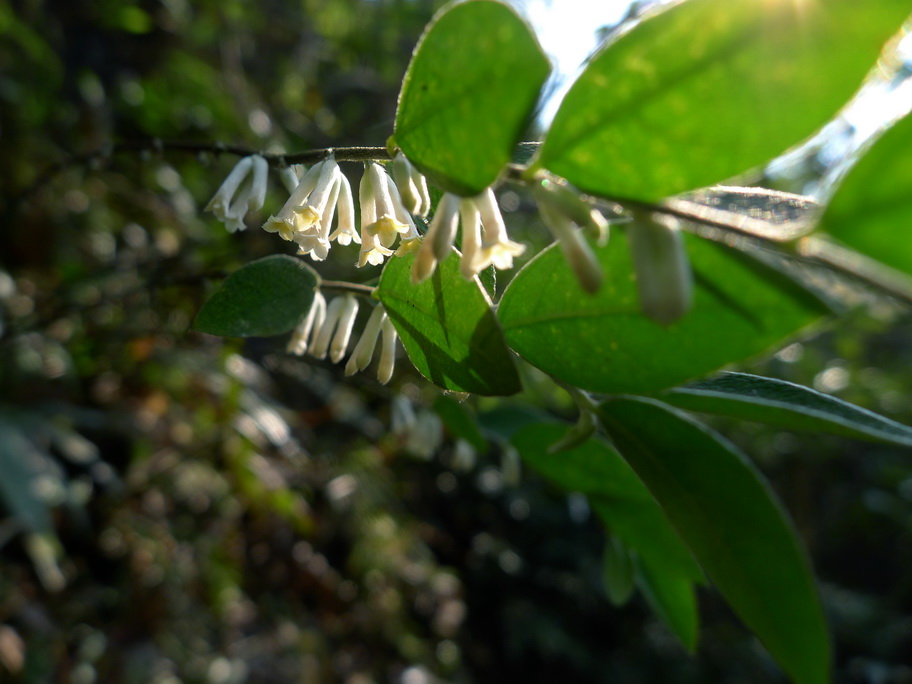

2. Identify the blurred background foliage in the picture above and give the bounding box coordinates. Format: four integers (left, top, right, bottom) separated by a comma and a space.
1, 0, 912, 682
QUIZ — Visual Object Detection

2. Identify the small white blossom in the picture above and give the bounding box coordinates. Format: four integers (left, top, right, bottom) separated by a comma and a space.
532, 177, 606, 294
345, 304, 387, 377
278, 165, 302, 194
391, 151, 431, 217
205, 155, 268, 232
378, 315, 398, 385
309, 295, 359, 361
471, 188, 526, 272
459, 199, 483, 280
263, 156, 342, 243
412, 193, 460, 283
287, 292, 327, 356
357, 162, 412, 268
328, 173, 359, 245
627, 211, 693, 325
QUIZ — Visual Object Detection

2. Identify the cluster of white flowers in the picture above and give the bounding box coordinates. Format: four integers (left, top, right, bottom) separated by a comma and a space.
411, 187, 525, 284
262, 155, 358, 261
203, 152, 532, 387
205, 155, 269, 233
285, 293, 399, 384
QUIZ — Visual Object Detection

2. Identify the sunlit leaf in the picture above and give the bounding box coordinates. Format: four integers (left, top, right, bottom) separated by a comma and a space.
497, 230, 829, 394
378, 250, 521, 396
598, 397, 830, 684
818, 112, 912, 277
392, 0, 550, 195
662, 371, 912, 447
537, 0, 910, 200
193, 255, 320, 337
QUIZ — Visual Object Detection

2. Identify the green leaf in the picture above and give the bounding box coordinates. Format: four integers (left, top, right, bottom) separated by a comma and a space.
433, 395, 487, 452
378, 249, 521, 396
662, 371, 912, 447
818, 112, 912, 277
598, 397, 831, 684
0, 417, 55, 534
193, 255, 319, 337
537, 0, 910, 200
392, 0, 550, 195
498, 230, 829, 394
512, 422, 702, 649
631, 555, 701, 653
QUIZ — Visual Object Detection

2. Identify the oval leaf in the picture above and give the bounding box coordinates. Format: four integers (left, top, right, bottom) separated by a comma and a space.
393, 0, 550, 196
497, 230, 829, 394
512, 422, 702, 649
598, 397, 831, 684
537, 0, 910, 200
818, 112, 912, 277
662, 371, 912, 447
193, 255, 319, 338
378, 249, 520, 396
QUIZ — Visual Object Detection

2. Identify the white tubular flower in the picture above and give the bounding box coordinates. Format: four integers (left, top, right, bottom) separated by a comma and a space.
538, 202, 603, 294
309, 294, 359, 361
357, 163, 410, 268
533, 178, 604, 294
344, 304, 387, 376
264, 161, 324, 240
391, 151, 431, 217
377, 315, 398, 385
278, 166, 301, 194
264, 156, 341, 242
287, 292, 327, 356
412, 192, 460, 284
627, 211, 693, 325
328, 173, 359, 245
206, 155, 269, 233
386, 173, 419, 240
471, 188, 526, 272
458, 199, 483, 279
294, 172, 341, 261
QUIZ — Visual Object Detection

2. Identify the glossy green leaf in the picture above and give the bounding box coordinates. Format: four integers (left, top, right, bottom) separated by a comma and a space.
378, 250, 521, 396
498, 230, 829, 394
392, 0, 550, 195
631, 554, 701, 653
512, 422, 702, 649
194, 255, 319, 337
818, 112, 912, 276
598, 397, 831, 684
0, 417, 55, 534
537, 0, 910, 200
662, 371, 912, 447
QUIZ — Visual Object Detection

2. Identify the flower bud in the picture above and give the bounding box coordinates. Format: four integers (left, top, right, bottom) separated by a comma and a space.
627, 211, 693, 325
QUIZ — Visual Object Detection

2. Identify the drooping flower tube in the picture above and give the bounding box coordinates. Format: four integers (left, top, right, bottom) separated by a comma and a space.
532, 175, 607, 294
411, 189, 524, 283
286, 292, 327, 356
357, 162, 415, 268
627, 210, 693, 325
309, 294, 359, 362
344, 303, 399, 384
391, 151, 431, 217
205, 155, 269, 233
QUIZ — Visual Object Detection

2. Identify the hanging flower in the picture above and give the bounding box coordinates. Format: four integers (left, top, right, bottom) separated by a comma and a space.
263, 156, 349, 249
357, 162, 416, 268
412, 193, 460, 283
344, 303, 399, 384
309, 294, 359, 362
287, 292, 327, 356
627, 210, 693, 325
391, 151, 431, 217
532, 175, 607, 294
410, 188, 524, 283
205, 155, 269, 232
